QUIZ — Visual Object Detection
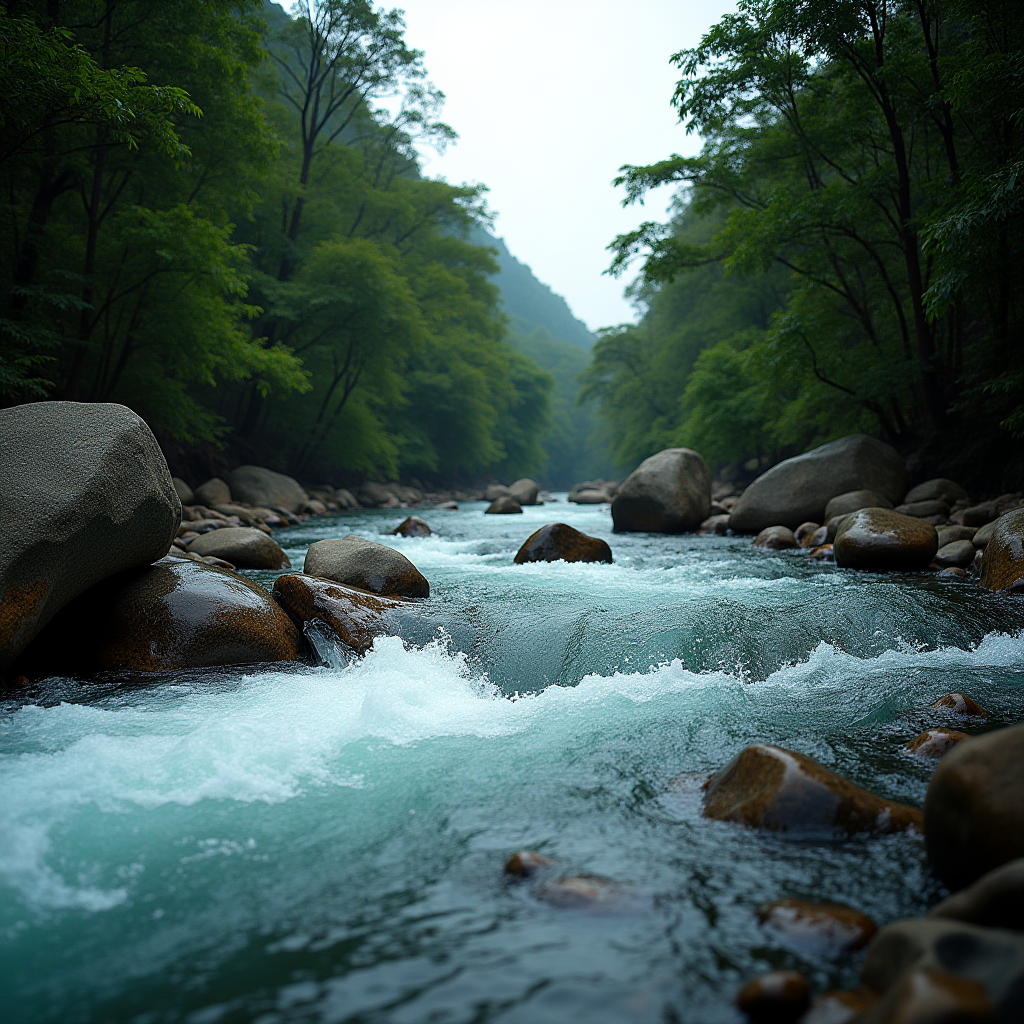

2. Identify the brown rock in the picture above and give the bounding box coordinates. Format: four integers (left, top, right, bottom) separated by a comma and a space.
929, 858, 1024, 931
303, 536, 429, 599
753, 526, 798, 550
271, 573, 404, 654
937, 567, 968, 579
700, 513, 731, 535
858, 968, 993, 1024
394, 515, 431, 538
486, 495, 523, 514
758, 898, 877, 953
809, 544, 835, 561
188, 527, 290, 570
834, 508, 938, 571
803, 988, 879, 1024
503, 851, 554, 879
794, 522, 822, 547
539, 876, 620, 909
906, 728, 971, 759
932, 693, 988, 718
702, 744, 923, 838
514, 523, 613, 564
979, 508, 1024, 591
735, 970, 811, 1023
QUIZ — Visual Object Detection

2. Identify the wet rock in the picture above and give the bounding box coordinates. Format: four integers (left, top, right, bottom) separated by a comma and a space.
930, 858, 1024, 931
539, 876, 620, 909
906, 479, 970, 505
503, 851, 554, 879
228, 465, 308, 514
514, 523, 613, 564
188, 527, 290, 570
0, 401, 180, 672
925, 723, 1024, 889
809, 544, 835, 561
729, 434, 907, 533
895, 499, 951, 520
825, 489, 894, 521
611, 448, 711, 533
936, 540, 977, 569
735, 970, 811, 1023
304, 536, 429, 599
932, 693, 988, 717
972, 520, 998, 548
979, 509, 1024, 591
757, 898, 877, 953
194, 477, 231, 507
701, 513, 731, 535
272, 573, 404, 654
833, 508, 938, 571
172, 477, 194, 505
938, 567, 968, 579
906, 728, 971, 759
753, 526, 798, 550
937, 525, 978, 547
794, 522, 821, 547
702, 744, 922, 837
12, 560, 301, 677
508, 478, 541, 506
394, 515, 431, 538
486, 495, 523, 515
803, 989, 879, 1024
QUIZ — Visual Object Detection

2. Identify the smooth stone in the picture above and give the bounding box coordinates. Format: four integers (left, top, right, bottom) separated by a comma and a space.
702, 744, 922, 838
937, 525, 978, 548
825, 489, 893, 521
0, 401, 180, 672
810, 525, 829, 547
271, 573, 405, 654
972, 520, 998, 548
735, 970, 811, 1023
12, 561, 301, 676
938, 566, 968, 578
538, 876, 620, 909
834, 508, 938, 570
906, 478, 969, 505
172, 477, 194, 505
803, 989, 879, 1024
701, 513, 731, 535
611, 447, 711, 533
979, 509, 1024, 591
188, 527, 290, 570
357, 482, 396, 508
729, 434, 907, 533
514, 523, 612, 564
930, 858, 1024, 931
483, 483, 509, 502
894, 499, 951, 519
925, 723, 1024, 889
193, 477, 231, 507
757, 898, 877, 953
809, 544, 835, 561
394, 515, 431, 538
334, 488, 359, 510
906, 728, 971, 759
302, 499, 327, 515
507, 478, 541, 506
503, 851, 554, 879
962, 502, 1000, 527
935, 540, 977, 568
794, 521, 821, 547
570, 489, 610, 504
228, 465, 308, 513
932, 693, 988, 717
304, 536, 429, 598
753, 526, 798, 550
485, 495, 523, 514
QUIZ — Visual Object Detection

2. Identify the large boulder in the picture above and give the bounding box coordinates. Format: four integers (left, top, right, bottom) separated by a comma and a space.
924, 724, 1024, 890
833, 508, 938, 570
227, 466, 307, 513
729, 435, 907, 533
514, 523, 613, 564
0, 402, 180, 674
187, 527, 290, 570
12, 559, 301, 677
303, 536, 429, 598
824, 489, 894, 521
702, 744, 922, 838
486, 495, 523, 514
979, 508, 1024, 591
611, 448, 711, 533
193, 477, 231, 507
507, 478, 541, 506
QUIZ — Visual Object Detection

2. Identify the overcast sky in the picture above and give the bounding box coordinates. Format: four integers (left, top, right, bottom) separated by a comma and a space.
392, 0, 736, 332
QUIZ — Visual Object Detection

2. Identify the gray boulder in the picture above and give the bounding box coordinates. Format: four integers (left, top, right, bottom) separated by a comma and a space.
188, 527, 290, 570
507, 478, 540, 506
484, 483, 510, 502
569, 489, 609, 504
729, 435, 907, 533
486, 495, 523, 514
172, 477, 194, 505
193, 477, 231, 507
304, 536, 429, 598
227, 466, 308, 513
611, 448, 711, 533
824, 489, 893, 521
0, 401, 180, 673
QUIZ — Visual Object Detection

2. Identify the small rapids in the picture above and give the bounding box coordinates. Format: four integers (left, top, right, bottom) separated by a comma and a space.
1, 500, 1023, 1023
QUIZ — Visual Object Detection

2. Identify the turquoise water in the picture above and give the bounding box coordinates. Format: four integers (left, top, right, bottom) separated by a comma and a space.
2, 499, 1023, 1023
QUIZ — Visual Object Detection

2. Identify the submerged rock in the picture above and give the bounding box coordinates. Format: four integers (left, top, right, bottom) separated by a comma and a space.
513, 523, 612, 564
394, 515, 431, 538
0, 401, 180, 673
228, 465, 308, 513
539, 876, 620, 909
188, 527, 290, 570
503, 851, 554, 880
906, 728, 971, 759
702, 744, 922, 837
485, 495, 523, 515
932, 693, 989, 717
824, 489, 893, 521
194, 477, 231, 507
735, 970, 810, 1023
929, 858, 1024, 931
753, 526, 798, 550
304, 536, 429, 598
925, 723, 1024, 889
12, 560, 301, 677
833, 508, 938, 571
611, 447, 711, 533
979, 509, 1024, 591
757, 898, 877, 954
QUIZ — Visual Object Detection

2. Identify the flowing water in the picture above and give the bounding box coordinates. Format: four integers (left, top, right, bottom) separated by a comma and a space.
2, 500, 1024, 1024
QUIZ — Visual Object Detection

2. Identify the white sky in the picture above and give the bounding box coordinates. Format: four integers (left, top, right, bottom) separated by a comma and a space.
392, 0, 736, 332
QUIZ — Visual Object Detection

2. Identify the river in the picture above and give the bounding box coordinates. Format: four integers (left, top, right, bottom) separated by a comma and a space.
2, 498, 1023, 1023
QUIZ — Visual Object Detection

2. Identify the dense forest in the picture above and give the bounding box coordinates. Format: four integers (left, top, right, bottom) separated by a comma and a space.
0, 0, 576, 486
586, 0, 1024, 493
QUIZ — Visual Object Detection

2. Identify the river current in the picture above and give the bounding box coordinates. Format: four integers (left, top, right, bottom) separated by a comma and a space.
2, 499, 1023, 1023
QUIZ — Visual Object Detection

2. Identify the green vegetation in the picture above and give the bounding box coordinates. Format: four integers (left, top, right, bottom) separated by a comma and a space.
588, 0, 1024, 487
0, 0, 555, 484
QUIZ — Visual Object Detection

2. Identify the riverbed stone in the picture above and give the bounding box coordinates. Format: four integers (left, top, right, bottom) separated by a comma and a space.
938, 525, 978, 548
504, 851, 554, 879
757, 898, 877, 954
508, 478, 541, 506
194, 477, 231, 507
272, 573, 405, 654
12, 560, 301, 677
962, 502, 1000, 527
935, 540, 977, 568
394, 515, 431, 538
825, 489, 893, 521
303, 536, 429, 598
906, 728, 971, 759
932, 693, 988, 717
227, 465, 308, 513
514, 523, 613, 564
808, 544, 834, 561
172, 477, 194, 505
979, 508, 1024, 591
924, 724, 1024, 890
973, 520, 998, 548
571, 489, 610, 504
929, 858, 1024, 931
906, 478, 970, 505
833, 508, 938, 571
794, 522, 821, 547
895, 498, 950, 519
701, 514, 731, 535
753, 526, 798, 550
611, 448, 711, 533
702, 744, 922, 837
539, 876, 621, 909
0, 401, 180, 673
735, 970, 811, 1023
729, 434, 907, 533
188, 527, 290, 570
486, 495, 523, 514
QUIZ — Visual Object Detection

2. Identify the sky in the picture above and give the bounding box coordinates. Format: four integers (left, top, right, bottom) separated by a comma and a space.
391, 0, 736, 333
